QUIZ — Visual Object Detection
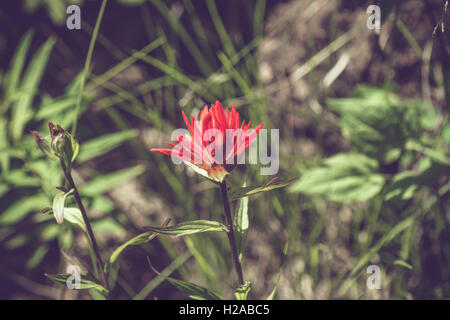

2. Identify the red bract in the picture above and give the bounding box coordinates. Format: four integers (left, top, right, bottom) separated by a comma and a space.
151, 101, 264, 182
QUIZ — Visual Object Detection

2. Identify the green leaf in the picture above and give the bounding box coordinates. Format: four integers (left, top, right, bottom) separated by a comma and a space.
350, 217, 414, 278
385, 157, 450, 203
35, 96, 77, 120
11, 37, 55, 141
63, 207, 86, 232
26, 245, 50, 270
27, 160, 61, 195
92, 218, 127, 238
144, 220, 228, 237
5, 30, 33, 102
147, 258, 222, 300
412, 101, 441, 130
4, 169, 40, 187
104, 232, 157, 273
104, 219, 170, 274
393, 259, 413, 270
60, 249, 90, 276
442, 121, 450, 143
267, 241, 288, 300
80, 165, 145, 196
440, 181, 450, 196
233, 183, 249, 261
77, 130, 138, 163
339, 216, 413, 297
134, 251, 191, 300
69, 134, 79, 162
326, 85, 418, 163
228, 177, 295, 201
384, 171, 420, 202
0, 194, 49, 225
91, 196, 114, 214
167, 277, 223, 300
0, 183, 9, 198
52, 189, 74, 224
0, 147, 26, 160
89, 289, 107, 300
45, 273, 109, 294
0, 119, 9, 173
184, 237, 218, 284
235, 281, 251, 300
116, 0, 146, 5
405, 140, 450, 165
289, 153, 385, 203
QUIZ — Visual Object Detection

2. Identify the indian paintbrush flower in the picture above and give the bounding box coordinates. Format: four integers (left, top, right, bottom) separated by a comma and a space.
151, 101, 264, 182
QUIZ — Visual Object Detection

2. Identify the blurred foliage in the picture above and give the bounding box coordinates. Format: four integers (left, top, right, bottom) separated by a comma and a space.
24, 0, 83, 24
0, 0, 449, 300
23, 0, 147, 25
291, 85, 450, 203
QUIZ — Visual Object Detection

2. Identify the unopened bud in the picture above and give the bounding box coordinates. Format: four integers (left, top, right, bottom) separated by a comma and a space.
52, 132, 74, 172
32, 122, 79, 173
31, 131, 59, 161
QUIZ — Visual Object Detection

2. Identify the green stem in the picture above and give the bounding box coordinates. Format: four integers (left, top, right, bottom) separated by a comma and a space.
72, 0, 108, 135
61, 161, 108, 291
219, 180, 245, 286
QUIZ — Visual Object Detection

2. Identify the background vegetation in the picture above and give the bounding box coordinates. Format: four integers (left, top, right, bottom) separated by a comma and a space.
0, 0, 449, 299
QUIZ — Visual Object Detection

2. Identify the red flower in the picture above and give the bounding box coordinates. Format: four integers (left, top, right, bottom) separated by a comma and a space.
151, 101, 264, 182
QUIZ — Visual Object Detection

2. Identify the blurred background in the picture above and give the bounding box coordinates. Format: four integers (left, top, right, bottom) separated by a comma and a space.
0, 0, 449, 299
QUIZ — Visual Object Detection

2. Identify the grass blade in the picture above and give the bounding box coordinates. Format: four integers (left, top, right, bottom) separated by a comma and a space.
11, 37, 55, 142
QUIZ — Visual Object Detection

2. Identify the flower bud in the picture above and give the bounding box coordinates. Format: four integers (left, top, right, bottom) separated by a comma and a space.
32, 122, 79, 173
31, 131, 58, 160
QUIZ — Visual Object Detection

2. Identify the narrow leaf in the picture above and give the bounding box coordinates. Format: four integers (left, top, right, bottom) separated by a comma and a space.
70, 134, 79, 162
52, 189, 73, 224
5, 30, 33, 101
147, 258, 222, 300
63, 207, 86, 232
80, 165, 145, 196
11, 37, 55, 141
350, 217, 414, 278
167, 277, 222, 300
35, 96, 77, 120
393, 259, 413, 270
267, 241, 288, 300
45, 273, 108, 294
289, 153, 385, 203
233, 182, 249, 261
144, 220, 228, 237
228, 177, 295, 201
104, 219, 170, 274
77, 130, 139, 163
0, 117, 10, 173
338, 217, 413, 297
133, 251, 191, 300
0, 194, 49, 225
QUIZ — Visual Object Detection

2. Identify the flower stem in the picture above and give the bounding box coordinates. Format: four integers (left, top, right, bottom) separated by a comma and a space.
61, 161, 107, 290
219, 180, 244, 286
